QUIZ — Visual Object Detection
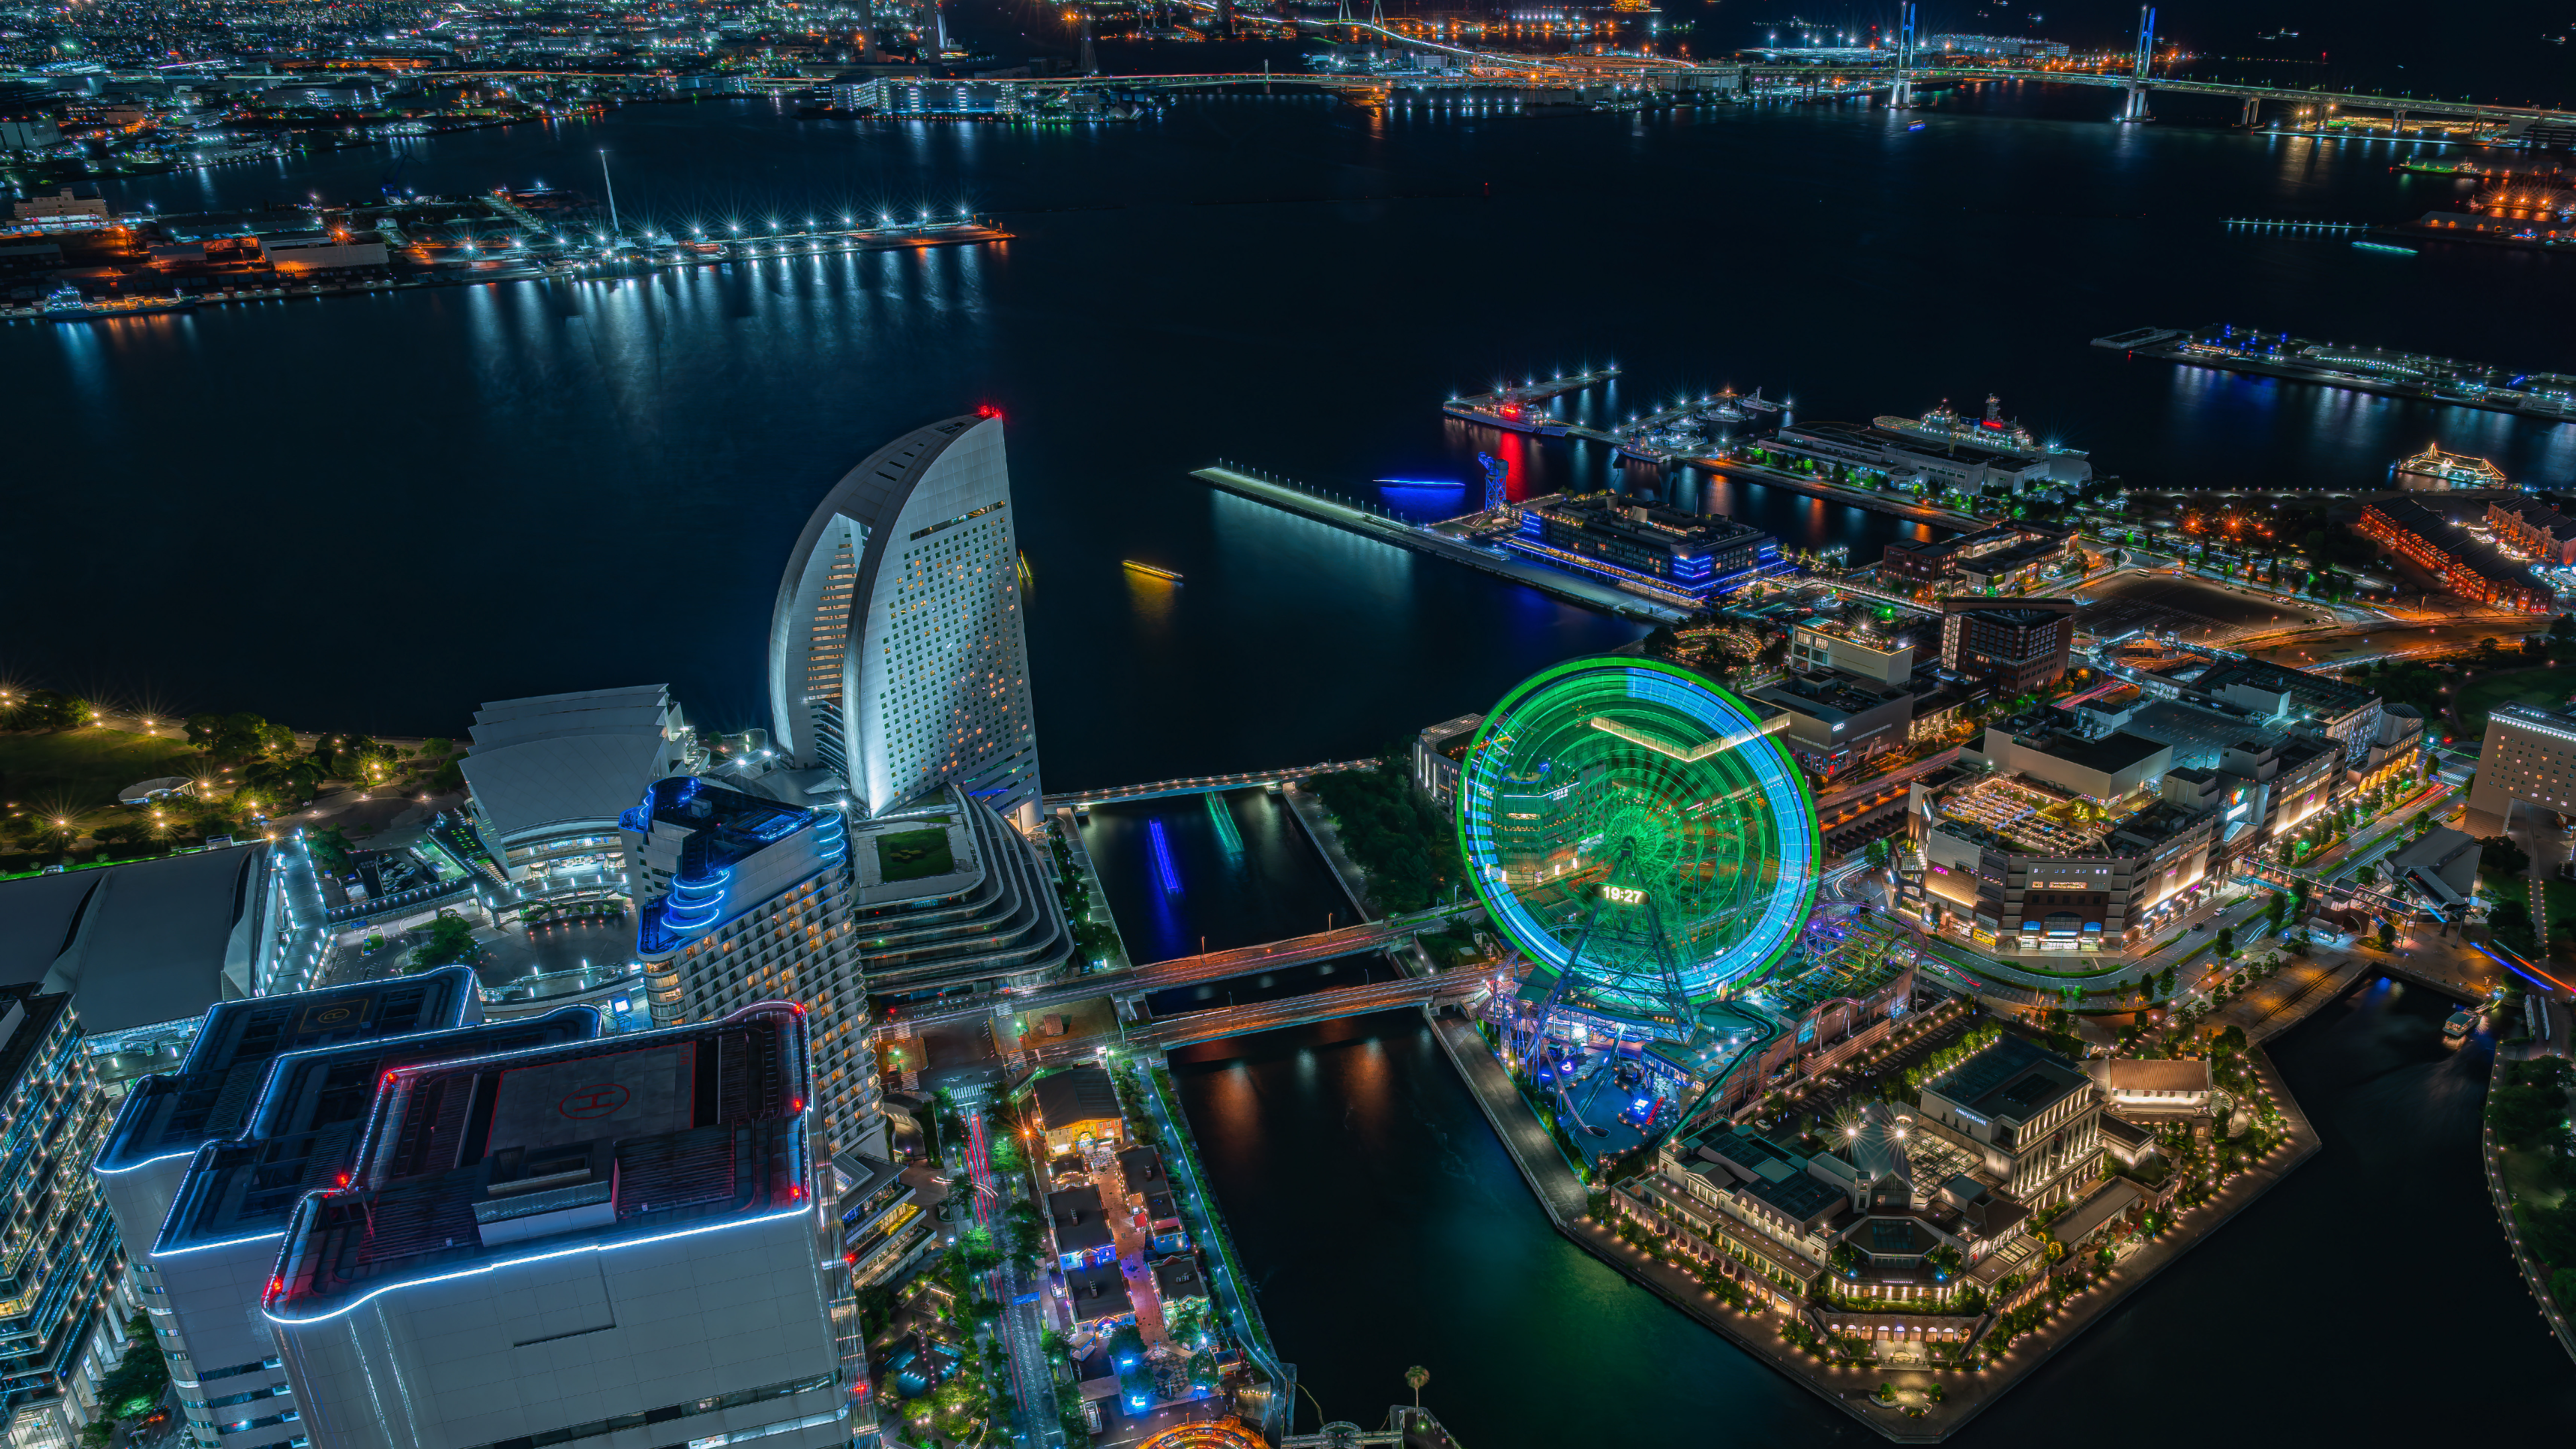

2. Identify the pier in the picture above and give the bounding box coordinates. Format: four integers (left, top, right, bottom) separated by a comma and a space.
1190, 464, 1688, 623
2093, 324, 2576, 423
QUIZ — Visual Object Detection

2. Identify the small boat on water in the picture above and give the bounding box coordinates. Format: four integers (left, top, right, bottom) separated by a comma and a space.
2443, 1008, 2478, 1043
1122, 561, 1182, 582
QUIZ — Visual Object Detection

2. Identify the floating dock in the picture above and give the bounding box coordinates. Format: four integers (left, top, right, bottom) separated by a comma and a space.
1190, 464, 1686, 623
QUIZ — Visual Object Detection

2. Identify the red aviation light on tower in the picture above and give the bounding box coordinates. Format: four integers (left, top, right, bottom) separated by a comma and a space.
977, 403, 1002, 419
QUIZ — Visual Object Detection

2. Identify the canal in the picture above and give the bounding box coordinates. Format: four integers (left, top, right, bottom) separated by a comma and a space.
1095, 816, 2576, 1440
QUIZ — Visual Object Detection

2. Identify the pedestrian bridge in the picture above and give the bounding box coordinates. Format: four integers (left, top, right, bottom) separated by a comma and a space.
1045, 757, 1375, 809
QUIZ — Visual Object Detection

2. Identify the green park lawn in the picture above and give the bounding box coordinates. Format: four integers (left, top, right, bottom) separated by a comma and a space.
875, 827, 956, 882
0, 728, 201, 817
2451, 666, 2576, 737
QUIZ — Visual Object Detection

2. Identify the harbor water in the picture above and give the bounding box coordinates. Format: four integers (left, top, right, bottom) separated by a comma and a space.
16, 83, 2576, 786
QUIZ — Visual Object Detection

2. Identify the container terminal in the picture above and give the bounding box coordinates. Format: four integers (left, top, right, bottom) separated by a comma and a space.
2093, 324, 2576, 421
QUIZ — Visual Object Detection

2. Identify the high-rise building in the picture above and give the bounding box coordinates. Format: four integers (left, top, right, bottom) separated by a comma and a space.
2467, 702, 2576, 823
769, 415, 1044, 826
0, 986, 125, 1449
623, 777, 883, 1158
94, 971, 596, 1449
1939, 597, 2075, 692
262, 1004, 867, 1449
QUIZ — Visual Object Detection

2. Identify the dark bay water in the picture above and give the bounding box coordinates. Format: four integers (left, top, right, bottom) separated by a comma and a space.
15, 84, 2576, 788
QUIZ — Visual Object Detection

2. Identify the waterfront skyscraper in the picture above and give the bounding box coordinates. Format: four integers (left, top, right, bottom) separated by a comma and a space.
769, 414, 1044, 826
622, 776, 885, 1159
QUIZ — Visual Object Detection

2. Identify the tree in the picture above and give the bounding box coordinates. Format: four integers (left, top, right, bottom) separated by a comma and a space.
308, 826, 356, 875
2376, 920, 2396, 952
407, 911, 480, 972
2481, 835, 2534, 881
1404, 1365, 1428, 1407
2264, 894, 2286, 931
7, 690, 89, 732
184, 712, 291, 761
2214, 926, 2235, 959
93, 1318, 168, 1422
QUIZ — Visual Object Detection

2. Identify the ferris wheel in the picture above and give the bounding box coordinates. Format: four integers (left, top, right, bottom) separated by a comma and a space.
1456, 657, 1819, 1036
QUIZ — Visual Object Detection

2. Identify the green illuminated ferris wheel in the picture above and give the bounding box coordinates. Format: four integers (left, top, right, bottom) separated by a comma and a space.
1456, 657, 1819, 1029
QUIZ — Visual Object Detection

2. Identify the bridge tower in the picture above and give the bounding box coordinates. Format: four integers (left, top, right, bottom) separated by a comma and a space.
1888, 1, 1916, 109
1479, 451, 1508, 514
2121, 5, 2156, 121
1078, 11, 1098, 75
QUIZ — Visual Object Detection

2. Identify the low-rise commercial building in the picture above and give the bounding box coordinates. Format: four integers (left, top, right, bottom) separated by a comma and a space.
1915, 1035, 2102, 1208
1507, 494, 1775, 599
1787, 617, 1919, 686
2358, 497, 2555, 612
2084, 1058, 2212, 1116
460, 686, 701, 906
1032, 1065, 1122, 1153
1910, 747, 2217, 951
1409, 712, 1484, 811
1746, 673, 1915, 780
2490, 498, 2576, 566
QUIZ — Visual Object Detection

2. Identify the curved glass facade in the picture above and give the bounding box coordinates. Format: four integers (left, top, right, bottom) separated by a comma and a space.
1457, 657, 1817, 1012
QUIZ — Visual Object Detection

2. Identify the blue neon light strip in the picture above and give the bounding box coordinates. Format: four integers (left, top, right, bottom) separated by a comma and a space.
1148, 820, 1182, 896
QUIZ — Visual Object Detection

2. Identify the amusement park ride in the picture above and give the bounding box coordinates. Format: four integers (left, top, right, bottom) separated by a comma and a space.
1455, 657, 1828, 1138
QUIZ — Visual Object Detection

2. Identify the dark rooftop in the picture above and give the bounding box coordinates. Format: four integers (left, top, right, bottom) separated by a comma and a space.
97, 968, 482, 1174
1033, 1064, 1121, 1134
268, 1003, 811, 1317
2190, 657, 2379, 718
1152, 1255, 1208, 1303
1048, 1184, 1115, 1254
1064, 1261, 1134, 1322
158, 1009, 598, 1254
2008, 728, 2169, 781
1927, 1035, 2091, 1126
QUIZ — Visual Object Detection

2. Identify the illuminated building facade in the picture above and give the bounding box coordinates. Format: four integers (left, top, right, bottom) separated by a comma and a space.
2467, 702, 2576, 822
1939, 598, 2076, 692
623, 777, 883, 1160
94, 973, 593, 1449
0, 987, 122, 1449
263, 1005, 865, 1449
2357, 498, 2554, 612
767, 415, 1044, 826
1505, 495, 1774, 601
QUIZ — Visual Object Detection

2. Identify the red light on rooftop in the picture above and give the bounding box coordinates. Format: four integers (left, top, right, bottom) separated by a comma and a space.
976, 403, 1002, 419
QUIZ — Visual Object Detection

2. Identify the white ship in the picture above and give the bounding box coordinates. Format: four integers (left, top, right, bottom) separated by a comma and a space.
1874, 393, 2088, 460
